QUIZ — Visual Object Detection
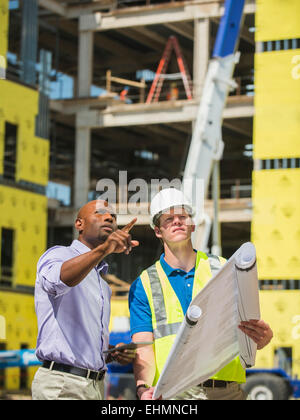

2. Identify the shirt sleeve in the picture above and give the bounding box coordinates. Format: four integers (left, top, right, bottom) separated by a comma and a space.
37, 247, 72, 297
129, 277, 153, 336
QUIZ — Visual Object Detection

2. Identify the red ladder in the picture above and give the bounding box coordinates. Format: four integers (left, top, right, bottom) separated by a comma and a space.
146, 36, 193, 103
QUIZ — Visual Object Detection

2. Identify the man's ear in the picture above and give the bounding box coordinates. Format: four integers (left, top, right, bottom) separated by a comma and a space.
154, 225, 162, 239
75, 218, 84, 234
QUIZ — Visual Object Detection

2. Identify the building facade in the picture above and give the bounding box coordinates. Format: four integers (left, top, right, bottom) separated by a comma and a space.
0, 0, 49, 391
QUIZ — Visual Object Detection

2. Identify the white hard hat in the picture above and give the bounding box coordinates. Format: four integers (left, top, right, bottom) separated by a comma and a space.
150, 188, 193, 229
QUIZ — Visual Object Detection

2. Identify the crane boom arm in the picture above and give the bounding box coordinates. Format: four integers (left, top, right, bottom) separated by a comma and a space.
182, 0, 246, 247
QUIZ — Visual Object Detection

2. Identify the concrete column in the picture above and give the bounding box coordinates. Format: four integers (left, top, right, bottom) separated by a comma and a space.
73, 19, 93, 210
193, 18, 210, 100
77, 19, 94, 97
74, 115, 91, 209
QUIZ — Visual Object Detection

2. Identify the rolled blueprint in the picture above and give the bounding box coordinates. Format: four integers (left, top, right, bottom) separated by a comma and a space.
235, 242, 260, 368
235, 242, 256, 271
186, 305, 202, 325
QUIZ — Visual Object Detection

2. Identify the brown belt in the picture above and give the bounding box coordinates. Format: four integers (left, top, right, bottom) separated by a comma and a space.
198, 379, 234, 388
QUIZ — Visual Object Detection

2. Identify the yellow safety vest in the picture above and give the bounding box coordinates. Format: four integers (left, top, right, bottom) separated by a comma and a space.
140, 251, 246, 386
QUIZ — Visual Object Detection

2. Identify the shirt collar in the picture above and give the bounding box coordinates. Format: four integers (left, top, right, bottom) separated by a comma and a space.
159, 253, 195, 277
70, 239, 109, 275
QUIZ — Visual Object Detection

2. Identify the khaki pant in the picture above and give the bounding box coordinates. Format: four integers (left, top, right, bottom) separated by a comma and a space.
31, 367, 105, 400
172, 382, 247, 400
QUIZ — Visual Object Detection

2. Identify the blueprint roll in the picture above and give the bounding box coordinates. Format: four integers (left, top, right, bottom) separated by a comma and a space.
186, 305, 202, 326
234, 242, 260, 368
175, 305, 202, 348
234, 242, 260, 321
235, 242, 256, 271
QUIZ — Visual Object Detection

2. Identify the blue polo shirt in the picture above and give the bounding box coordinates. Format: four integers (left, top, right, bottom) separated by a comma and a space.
129, 253, 195, 336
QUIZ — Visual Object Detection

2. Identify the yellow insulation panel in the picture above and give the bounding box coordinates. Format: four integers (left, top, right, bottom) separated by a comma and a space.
0, 79, 49, 186
251, 169, 300, 279
255, 291, 300, 378
0, 291, 38, 390
0, 0, 8, 64
109, 299, 130, 332
19, 135, 50, 186
0, 314, 5, 339
0, 185, 47, 287
253, 50, 300, 159
255, 0, 300, 42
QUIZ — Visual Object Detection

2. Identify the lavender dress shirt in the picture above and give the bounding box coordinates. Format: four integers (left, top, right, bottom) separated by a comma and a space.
34, 239, 112, 371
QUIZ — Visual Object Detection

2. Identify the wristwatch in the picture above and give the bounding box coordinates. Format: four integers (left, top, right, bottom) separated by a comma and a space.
136, 384, 149, 400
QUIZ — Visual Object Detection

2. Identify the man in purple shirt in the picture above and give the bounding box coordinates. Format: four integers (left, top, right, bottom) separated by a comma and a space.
32, 199, 138, 400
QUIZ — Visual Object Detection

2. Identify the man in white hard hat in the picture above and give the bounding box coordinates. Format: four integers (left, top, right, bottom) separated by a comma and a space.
129, 187, 273, 400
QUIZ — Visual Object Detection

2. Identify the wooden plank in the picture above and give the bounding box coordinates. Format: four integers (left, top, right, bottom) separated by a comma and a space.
110, 75, 146, 89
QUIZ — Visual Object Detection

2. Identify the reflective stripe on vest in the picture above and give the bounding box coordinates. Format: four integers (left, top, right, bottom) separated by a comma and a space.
140, 251, 246, 385
146, 263, 182, 339
207, 254, 223, 274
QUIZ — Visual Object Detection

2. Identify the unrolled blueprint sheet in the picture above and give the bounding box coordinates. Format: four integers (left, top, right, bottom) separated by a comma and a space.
153, 242, 260, 400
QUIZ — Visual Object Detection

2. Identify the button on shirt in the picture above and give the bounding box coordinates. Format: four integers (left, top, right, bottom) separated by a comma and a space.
35, 240, 112, 371
129, 254, 195, 335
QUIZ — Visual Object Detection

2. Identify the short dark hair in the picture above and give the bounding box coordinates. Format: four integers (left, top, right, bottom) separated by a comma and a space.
153, 211, 163, 228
